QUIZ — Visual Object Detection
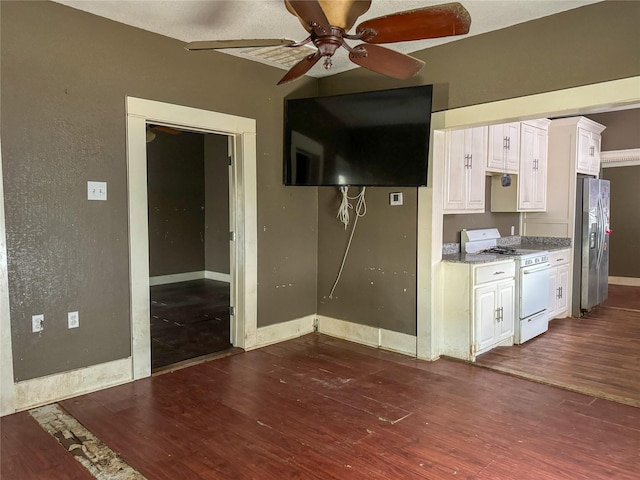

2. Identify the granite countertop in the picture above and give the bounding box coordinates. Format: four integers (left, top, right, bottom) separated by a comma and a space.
442, 236, 572, 264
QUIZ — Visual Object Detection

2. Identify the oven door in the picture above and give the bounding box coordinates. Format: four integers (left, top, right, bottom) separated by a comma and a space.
520, 263, 550, 319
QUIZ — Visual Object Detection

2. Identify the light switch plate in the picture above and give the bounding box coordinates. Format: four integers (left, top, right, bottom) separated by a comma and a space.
88, 181, 107, 201
32, 314, 44, 333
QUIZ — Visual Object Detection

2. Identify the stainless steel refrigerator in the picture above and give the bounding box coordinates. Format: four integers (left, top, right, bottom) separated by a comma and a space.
572, 176, 611, 316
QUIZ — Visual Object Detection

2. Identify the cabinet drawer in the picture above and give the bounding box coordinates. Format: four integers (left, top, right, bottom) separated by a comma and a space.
548, 249, 570, 266
474, 261, 515, 284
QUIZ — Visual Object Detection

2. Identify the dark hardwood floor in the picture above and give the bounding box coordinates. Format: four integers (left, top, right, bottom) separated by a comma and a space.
476, 284, 640, 407
150, 279, 231, 370
3, 334, 637, 479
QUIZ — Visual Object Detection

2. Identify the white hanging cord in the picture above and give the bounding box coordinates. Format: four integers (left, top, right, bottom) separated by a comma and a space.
329, 186, 367, 298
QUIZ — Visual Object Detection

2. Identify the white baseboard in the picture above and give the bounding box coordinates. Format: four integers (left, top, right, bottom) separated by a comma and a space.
12, 358, 132, 413
609, 276, 640, 287
149, 270, 230, 286
316, 315, 417, 356
252, 314, 316, 349
204, 271, 231, 283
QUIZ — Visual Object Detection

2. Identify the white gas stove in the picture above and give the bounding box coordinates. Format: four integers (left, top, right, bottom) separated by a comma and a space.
462, 229, 550, 344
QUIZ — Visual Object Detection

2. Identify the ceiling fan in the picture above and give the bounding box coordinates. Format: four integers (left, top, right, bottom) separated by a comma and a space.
185, 0, 471, 85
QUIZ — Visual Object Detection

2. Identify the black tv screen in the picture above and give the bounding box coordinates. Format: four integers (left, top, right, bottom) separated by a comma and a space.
284, 85, 433, 187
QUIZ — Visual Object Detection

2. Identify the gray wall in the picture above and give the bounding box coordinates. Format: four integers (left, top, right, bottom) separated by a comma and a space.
147, 131, 205, 277
589, 108, 640, 278
317, 187, 418, 334
586, 109, 640, 150
204, 134, 230, 275
1, 0, 318, 381
601, 166, 640, 278
317, 0, 640, 335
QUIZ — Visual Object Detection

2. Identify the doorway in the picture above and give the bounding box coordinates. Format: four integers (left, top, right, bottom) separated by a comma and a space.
146, 127, 232, 370
126, 97, 258, 381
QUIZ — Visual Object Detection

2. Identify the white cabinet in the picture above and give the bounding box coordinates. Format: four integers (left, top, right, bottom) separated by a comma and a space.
522, 117, 606, 239
577, 126, 602, 175
487, 122, 519, 174
443, 126, 487, 214
519, 120, 550, 211
547, 249, 571, 320
442, 260, 515, 361
491, 119, 551, 212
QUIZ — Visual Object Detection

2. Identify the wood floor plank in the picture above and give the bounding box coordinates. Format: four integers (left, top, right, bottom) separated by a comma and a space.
52, 334, 640, 479
476, 300, 640, 407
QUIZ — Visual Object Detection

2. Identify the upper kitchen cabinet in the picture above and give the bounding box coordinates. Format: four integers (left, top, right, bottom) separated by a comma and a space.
443, 126, 488, 214
491, 119, 551, 212
487, 122, 520, 174
522, 116, 606, 239
576, 119, 605, 175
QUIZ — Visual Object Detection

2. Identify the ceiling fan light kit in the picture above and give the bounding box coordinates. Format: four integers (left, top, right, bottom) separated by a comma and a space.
186, 0, 472, 85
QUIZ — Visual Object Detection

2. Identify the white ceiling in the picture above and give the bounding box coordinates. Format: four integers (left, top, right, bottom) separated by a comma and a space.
53, 0, 602, 78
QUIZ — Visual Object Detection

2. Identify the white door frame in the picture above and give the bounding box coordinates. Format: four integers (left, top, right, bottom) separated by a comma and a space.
126, 97, 258, 379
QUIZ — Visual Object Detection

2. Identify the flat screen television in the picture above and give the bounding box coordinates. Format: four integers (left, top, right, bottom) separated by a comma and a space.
284, 84, 433, 187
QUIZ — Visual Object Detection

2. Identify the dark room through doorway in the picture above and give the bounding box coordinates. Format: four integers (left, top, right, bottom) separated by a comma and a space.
146, 125, 232, 371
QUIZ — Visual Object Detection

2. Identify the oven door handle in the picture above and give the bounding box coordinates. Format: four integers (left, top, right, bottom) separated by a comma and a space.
522, 264, 550, 274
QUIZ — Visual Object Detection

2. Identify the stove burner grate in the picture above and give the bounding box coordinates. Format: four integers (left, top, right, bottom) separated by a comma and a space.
480, 246, 517, 255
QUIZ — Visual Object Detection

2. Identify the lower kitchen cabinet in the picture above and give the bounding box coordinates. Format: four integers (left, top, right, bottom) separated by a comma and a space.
442, 260, 515, 361
548, 249, 571, 320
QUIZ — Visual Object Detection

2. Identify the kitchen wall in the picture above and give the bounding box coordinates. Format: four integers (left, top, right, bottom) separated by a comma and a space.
442, 177, 520, 244
318, 0, 640, 334
601, 166, 640, 278
1, 0, 318, 382
147, 131, 205, 277
589, 108, 640, 279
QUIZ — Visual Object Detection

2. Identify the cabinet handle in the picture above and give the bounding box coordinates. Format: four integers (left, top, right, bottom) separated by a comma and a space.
590, 145, 595, 157
556, 258, 564, 262
493, 271, 505, 275
496, 307, 503, 322
469, 154, 473, 168
559, 286, 563, 298
507, 137, 511, 151
503, 136, 509, 150
556, 287, 561, 299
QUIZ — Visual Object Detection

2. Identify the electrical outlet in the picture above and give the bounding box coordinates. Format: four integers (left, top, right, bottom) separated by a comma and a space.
32, 314, 44, 333
68, 311, 79, 329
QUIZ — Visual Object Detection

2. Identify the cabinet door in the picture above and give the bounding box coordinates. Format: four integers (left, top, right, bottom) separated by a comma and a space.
504, 123, 520, 173
548, 267, 559, 320
577, 127, 593, 173
466, 126, 487, 210
557, 265, 570, 316
443, 129, 467, 211
519, 123, 536, 210
590, 132, 602, 175
496, 281, 515, 341
475, 284, 498, 352
487, 123, 506, 172
532, 126, 548, 210
519, 124, 547, 211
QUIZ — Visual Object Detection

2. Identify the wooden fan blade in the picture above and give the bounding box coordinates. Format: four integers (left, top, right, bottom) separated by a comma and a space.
185, 39, 294, 50
356, 2, 471, 44
319, 0, 372, 30
348, 44, 425, 79
285, 0, 331, 32
277, 50, 323, 85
